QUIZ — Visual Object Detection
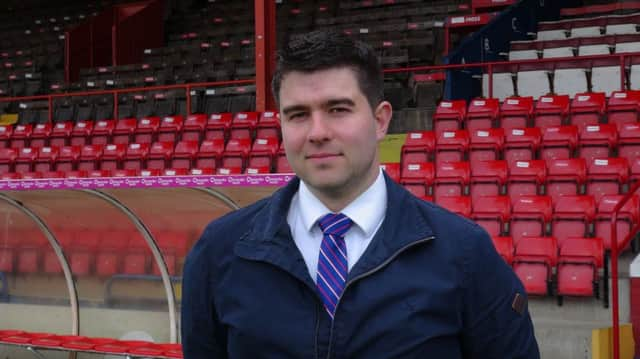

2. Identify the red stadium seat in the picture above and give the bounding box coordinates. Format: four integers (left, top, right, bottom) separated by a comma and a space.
112, 118, 138, 144
256, 111, 280, 139
123, 143, 150, 170
146, 141, 174, 170
196, 139, 224, 169
469, 128, 504, 163
248, 137, 279, 169
586, 158, 628, 202
546, 158, 587, 202
134, 116, 160, 144
401, 130, 435, 165
111, 169, 138, 177
50, 122, 73, 148
466, 98, 499, 131
190, 167, 215, 176
182, 114, 206, 142
569, 92, 605, 130
400, 162, 434, 197
533, 94, 569, 129
0, 172, 21, 180
557, 237, 604, 298
65, 170, 89, 178
217, 166, 242, 175
433, 99, 466, 134
607, 90, 640, 130
472, 195, 511, 237
541, 125, 578, 160
470, 160, 507, 200
435, 130, 468, 165
230, 111, 259, 140
158, 115, 184, 142
10, 124, 32, 149
380, 163, 400, 182
78, 145, 104, 171
511, 195, 553, 244
88, 170, 111, 178
578, 124, 617, 164
30, 123, 52, 148
42, 171, 65, 178
435, 195, 471, 217
504, 127, 541, 164
162, 168, 189, 176
15, 147, 37, 173
492, 236, 514, 265
507, 159, 546, 198
0, 125, 12, 148
500, 96, 534, 129
0, 147, 17, 174
205, 113, 233, 140
434, 161, 470, 200
100, 144, 127, 171
91, 120, 115, 145
551, 195, 596, 247
33, 146, 59, 173
595, 195, 639, 251
222, 138, 251, 169
171, 141, 199, 169
70, 120, 94, 146
513, 236, 558, 296
244, 166, 271, 174
618, 123, 640, 163
21, 172, 43, 179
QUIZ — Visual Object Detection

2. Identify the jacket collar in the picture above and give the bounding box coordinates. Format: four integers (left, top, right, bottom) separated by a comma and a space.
234, 173, 436, 285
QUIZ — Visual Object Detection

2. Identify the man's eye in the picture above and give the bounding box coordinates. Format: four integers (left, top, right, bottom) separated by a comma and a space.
289, 113, 305, 120
330, 107, 349, 113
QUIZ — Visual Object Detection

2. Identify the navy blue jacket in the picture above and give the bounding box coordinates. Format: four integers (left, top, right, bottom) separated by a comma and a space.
181, 175, 540, 358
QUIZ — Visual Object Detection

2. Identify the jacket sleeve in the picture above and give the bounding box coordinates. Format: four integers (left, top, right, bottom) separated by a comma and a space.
181, 226, 227, 359
460, 225, 540, 359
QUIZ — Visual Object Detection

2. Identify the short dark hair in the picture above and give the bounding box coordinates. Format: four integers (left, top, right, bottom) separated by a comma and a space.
271, 29, 384, 109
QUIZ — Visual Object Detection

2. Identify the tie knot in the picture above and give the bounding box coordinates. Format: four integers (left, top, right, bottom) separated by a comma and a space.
318, 213, 353, 237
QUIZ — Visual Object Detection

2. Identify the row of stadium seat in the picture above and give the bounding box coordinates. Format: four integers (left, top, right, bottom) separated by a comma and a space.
398, 157, 636, 203
0, 330, 181, 358
509, 33, 640, 60
535, 12, 640, 41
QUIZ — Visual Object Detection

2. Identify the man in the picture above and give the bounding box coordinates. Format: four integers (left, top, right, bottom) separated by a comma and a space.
181, 29, 539, 358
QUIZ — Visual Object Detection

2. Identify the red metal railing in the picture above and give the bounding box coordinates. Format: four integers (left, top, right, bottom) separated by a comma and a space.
0, 79, 255, 122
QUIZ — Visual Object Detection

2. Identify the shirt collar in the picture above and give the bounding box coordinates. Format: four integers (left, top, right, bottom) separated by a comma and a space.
298, 168, 387, 237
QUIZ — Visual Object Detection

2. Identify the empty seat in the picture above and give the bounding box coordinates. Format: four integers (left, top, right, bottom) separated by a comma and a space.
606, 90, 640, 129
171, 141, 199, 169
472, 195, 511, 237
91, 120, 116, 145
614, 34, 640, 54
15, 147, 37, 173
511, 195, 553, 243
435, 130, 469, 165
466, 98, 500, 131
542, 40, 575, 59
401, 130, 435, 166
617, 123, 640, 163
123, 143, 150, 170
134, 116, 160, 144
508, 159, 546, 198
586, 158, 628, 202
146, 142, 174, 170
55, 146, 80, 172
594, 195, 639, 251
470, 160, 508, 200
537, 23, 568, 41
434, 161, 470, 200
534, 94, 569, 129
10, 124, 33, 149
553, 62, 588, 98
0, 125, 12, 149
182, 114, 206, 142
33, 146, 58, 172
469, 128, 504, 163
605, 14, 640, 35
504, 127, 542, 164
482, 70, 514, 101
256, 111, 280, 139
433, 100, 466, 134
78, 145, 104, 171
546, 158, 587, 202
541, 125, 578, 160
158, 115, 184, 143
50, 122, 73, 147
30, 123, 52, 148
222, 138, 251, 169
517, 63, 552, 98
569, 92, 605, 130
591, 59, 623, 95
435, 196, 471, 218
508, 41, 539, 61
499, 96, 534, 129
205, 113, 233, 140
112, 118, 138, 144
551, 195, 596, 246
100, 144, 127, 171
570, 19, 603, 38
71, 120, 94, 146
0, 148, 17, 174
230, 111, 259, 140
400, 162, 434, 197
578, 124, 617, 163
196, 139, 225, 169
513, 236, 558, 296
557, 237, 604, 299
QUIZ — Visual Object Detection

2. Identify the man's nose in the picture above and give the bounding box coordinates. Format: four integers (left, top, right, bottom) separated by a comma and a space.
307, 112, 331, 143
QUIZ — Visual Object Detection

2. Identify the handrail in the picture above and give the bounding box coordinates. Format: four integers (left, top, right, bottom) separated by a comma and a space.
610, 180, 640, 359
1, 51, 639, 117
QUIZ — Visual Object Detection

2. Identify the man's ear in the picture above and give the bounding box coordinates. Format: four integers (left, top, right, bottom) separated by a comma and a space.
374, 101, 392, 141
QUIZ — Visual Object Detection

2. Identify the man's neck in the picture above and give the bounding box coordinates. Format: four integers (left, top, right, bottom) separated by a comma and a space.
306, 168, 381, 213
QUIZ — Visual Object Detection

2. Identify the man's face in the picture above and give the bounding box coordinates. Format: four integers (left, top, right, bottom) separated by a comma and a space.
278, 67, 391, 200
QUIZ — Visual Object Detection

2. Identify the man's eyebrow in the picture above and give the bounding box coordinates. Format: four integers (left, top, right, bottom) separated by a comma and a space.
281, 105, 308, 115
326, 98, 355, 107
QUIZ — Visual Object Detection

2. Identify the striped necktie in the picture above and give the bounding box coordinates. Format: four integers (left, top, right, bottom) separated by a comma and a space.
317, 213, 353, 319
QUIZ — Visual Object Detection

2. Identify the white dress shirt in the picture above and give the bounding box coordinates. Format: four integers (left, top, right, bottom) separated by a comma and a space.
287, 169, 387, 282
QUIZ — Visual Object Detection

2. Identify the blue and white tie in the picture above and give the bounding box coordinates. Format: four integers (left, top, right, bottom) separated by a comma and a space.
317, 213, 353, 319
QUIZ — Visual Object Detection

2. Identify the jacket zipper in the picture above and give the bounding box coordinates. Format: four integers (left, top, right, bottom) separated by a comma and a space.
325, 235, 435, 359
